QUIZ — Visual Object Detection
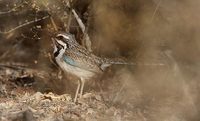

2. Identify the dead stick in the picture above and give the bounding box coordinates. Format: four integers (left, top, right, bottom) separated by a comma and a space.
72, 9, 85, 32
41, 0, 58, 31
72, 9, 92, 52
0, 0, 27, 15
50, 17, 58, 31
66, 10, 72, 32
0, 15, 50, 34
151, 0, 162, 22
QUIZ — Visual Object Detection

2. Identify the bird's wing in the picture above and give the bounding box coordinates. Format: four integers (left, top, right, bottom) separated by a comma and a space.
63, 51, 102, 73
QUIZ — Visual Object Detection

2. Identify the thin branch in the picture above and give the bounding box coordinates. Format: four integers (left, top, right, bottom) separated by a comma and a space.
66, 9, 72, 32
0, 62, 28, 70
72, 9, 92, 52
0, 0, 27, 15
41, 0, 58, 31
151, 0, 162, 22
164, 50, 197, 113
72, 9, 86, 32
0, 15, 50, 34
112, 80, 126, 103
50, 17, 58, 31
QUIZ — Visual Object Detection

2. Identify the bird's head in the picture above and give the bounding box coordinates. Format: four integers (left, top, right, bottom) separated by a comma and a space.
52, 32, 77, 57
53, 32, 75, 48
52, 32, 77, 50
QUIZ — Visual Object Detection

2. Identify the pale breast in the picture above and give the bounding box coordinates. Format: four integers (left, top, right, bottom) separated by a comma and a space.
56, 57, 96, 80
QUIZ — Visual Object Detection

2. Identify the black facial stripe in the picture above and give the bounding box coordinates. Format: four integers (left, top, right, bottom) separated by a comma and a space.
60, 44, 64, 49
66, 43, 69, 48
55, 40, 65, 49
54, 47, 61, 57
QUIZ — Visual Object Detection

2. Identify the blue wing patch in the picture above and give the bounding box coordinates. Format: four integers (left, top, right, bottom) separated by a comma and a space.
63, 55, 76, 66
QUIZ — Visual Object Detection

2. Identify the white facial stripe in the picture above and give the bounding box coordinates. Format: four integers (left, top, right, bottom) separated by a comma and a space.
57, 40, 66, 47
57, 34, 70, 40
53, 44, 58, 53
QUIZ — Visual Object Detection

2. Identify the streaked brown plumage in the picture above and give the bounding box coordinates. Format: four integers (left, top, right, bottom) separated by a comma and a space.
52, 32, 132, 102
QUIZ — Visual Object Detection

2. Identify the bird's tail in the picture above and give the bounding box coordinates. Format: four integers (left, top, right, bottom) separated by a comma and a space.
103, 58, 165, 66
100, 58, 164, 71
103, 58, 134, 65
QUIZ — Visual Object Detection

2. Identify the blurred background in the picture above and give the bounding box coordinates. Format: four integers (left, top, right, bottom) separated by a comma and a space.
0, 0, 200, 120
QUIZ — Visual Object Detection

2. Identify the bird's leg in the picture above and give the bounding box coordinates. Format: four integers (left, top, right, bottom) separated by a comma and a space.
74, 79, 81, 102
79, 78, 85, 98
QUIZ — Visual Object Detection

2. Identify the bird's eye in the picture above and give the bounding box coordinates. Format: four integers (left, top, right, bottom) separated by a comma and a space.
56, 35, 64, 40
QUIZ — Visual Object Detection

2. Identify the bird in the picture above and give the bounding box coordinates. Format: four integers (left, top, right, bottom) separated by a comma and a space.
52, 32, 133, 102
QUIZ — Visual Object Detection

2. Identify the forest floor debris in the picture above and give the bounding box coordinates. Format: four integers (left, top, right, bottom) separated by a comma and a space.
0, 63, 144, 121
